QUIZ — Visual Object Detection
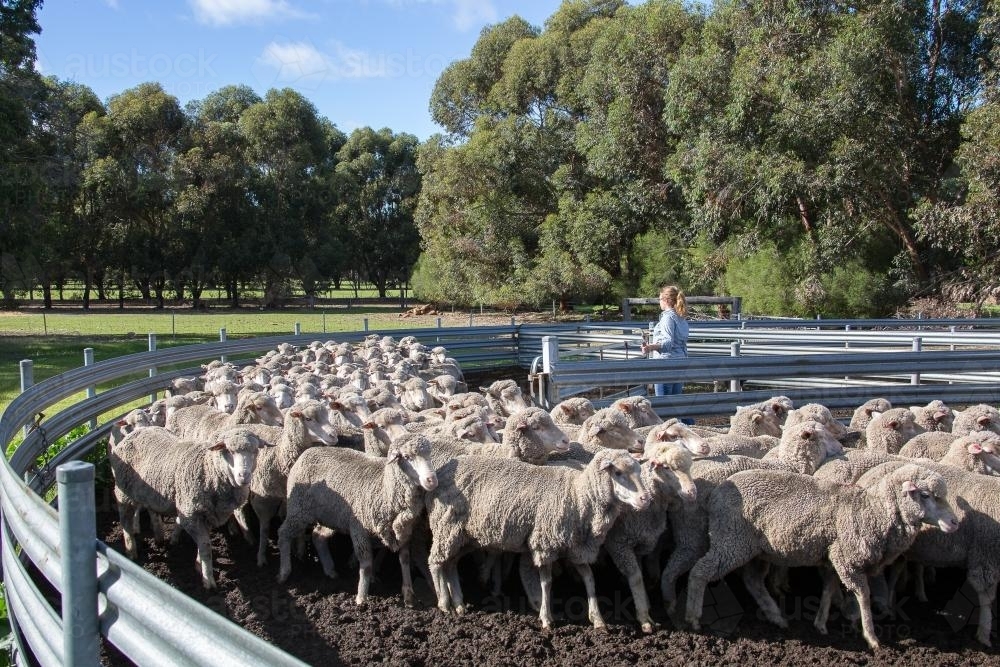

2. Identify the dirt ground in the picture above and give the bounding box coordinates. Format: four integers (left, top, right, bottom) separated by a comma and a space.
93, 368, 1000, 666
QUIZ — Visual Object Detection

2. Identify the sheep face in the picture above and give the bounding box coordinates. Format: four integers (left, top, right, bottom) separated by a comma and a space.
613, 397, 662, 428
890, 466, 959, 534
645, 420, 710, 456
390, 435, 438, 491
733, 407, 783, 438
292, 401, 340, 445
249, 392, 284, 427
597, 451, 651, 511
582, 409, 644, 453
645, 442, 697, 504
962, 434, 1000, 474
212, 429, 268, 487
506, 407, 570, 457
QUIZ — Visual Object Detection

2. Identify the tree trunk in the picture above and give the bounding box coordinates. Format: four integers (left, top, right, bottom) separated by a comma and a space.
82, 271, 91, 310
118, 270, 125, 310
42, 283, 52, 310
96, 269, 107, 301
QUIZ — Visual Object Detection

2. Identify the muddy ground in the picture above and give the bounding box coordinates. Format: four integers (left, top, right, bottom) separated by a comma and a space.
93, 369, 1000, 666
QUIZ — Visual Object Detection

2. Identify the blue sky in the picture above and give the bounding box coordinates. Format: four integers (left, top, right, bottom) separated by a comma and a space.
33, 0, 569, 141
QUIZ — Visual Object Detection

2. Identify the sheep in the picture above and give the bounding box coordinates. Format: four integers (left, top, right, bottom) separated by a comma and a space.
364, 387, 403, 412
426, 448, 651, 628
741, 395, 795, 424
480, 379, 532, 418
640, 419, 710, 457
204, 378, 240, 414
784, 403, 849, 440
276, 433, 438, 607
110, 426, 271, 589
549, 397, 597, 426
611, 396, 662, 429
399, 377, 435, 412
146, 400, 168, 427
856, 459, 1000, 644
426, 407, 571, 466
658, 422, 841, 612
898, 403, 1000, 459
425, 374, 467, 405
602, 442, 697, 632
684, 463, 958, 649
233, 400, 342, 566
556, 408, 645, 462
416, 408, 499, 445
937, 432, 1000, 474
863, 407, 926, 454
270, 383, 296, 410
167, 390, 284, 443
363, 408, 411, 457
688, 406, 784, 441
909, 399, 955, 432
108, 408, 153, 449
813, 449, 905, 484
849, 398, 893, 433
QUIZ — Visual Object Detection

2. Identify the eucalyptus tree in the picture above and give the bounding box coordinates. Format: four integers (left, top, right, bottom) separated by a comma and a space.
102, 82, 186, 307
334, 127, 421, 298
238, 88, 330, 306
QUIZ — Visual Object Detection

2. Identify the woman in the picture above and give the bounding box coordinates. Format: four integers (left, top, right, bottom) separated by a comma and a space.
640, 285, 689, 396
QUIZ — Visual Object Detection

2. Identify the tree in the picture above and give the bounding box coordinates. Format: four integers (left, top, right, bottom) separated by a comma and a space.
335, 127, 421, 298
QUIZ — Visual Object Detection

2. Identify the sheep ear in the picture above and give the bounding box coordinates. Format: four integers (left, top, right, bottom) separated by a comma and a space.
968, 443, 984, 455
618, 403, 633, 413
901, 480, 918, 494
870, 411, 883, 421
363, 421, 376, 430
886, 420, 900, 430
657, 430, 672, 442
387, 450, 401, 463
290, 410, 304, 419
598, 457, 614, 471
209, 441, 226, 451
514, 418, 529, 432
978, 416, 992, 427
800, 428, 814, 439
751, 414, 763, 424
587, 424, 604, 438
116, 419, 127, 426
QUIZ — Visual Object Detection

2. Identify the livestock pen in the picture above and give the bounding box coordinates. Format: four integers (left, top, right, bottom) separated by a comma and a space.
3, 317, 1000, 664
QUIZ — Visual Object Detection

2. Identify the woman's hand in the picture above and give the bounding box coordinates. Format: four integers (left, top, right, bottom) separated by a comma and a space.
641, 342, 658, 354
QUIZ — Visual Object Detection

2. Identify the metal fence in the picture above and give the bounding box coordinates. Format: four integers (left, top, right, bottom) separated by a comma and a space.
3, 317, 1000, 665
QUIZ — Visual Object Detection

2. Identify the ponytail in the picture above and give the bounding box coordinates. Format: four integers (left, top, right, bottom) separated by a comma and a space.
660, 285, 687, 318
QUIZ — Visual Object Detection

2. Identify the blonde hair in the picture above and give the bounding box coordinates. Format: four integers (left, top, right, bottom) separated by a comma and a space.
660, 285, 687, 318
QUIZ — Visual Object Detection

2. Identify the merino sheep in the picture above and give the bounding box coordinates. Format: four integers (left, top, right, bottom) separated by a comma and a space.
611, 396, 662, 429
426, 449, 651, 628
108, 408, 153, 449
557, 408, 645, 462
640, 419, 710, 457
276, 433, 438, 607
937, 432, 1000, 475
785, 403, 849, 440
848, 398, 893, 446
233, 400, 342, 566
909, 399, 955, 432
685, 464, 958, 649
549, 397, 597, 427
703, 434, 779, 458
864, 407, 925, 454
480, 379, 532, 418
426, 407, 571, 466
898, 403, 1000, 459
110, 426, 271, 589
399, 377, 436, 412
167, 390, 283, 443
362, 408, 411, 457
742, 396, 795, 424
603, 442, 697, 632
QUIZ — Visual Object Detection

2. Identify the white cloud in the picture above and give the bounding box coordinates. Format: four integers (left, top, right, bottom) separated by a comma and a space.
254, 40, 387, 88
384, 0, 497, 31
103, 0, 120, 8
189, 0, 306, 26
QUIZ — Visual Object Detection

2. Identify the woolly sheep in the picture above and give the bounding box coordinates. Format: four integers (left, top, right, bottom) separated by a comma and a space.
108, 408, 153, 449
611, 396, 662, 429
480, 379, 532, 418
426, 449, 651, 628
685, 464, 958, 649
167, 390, 283, 443
363, 408, 411, 457
110, 426, 271, 589
909, 399, 955, 432
557, 408, 645, 462
761, 421, 843, 474
603, 442, 696, 632
703, 433, 780, 458
899, 403, 1000, 459
640, 419, 710, 457
549, 397, 597, 426
937, 432, 1000, 475
426, 407, 571, 466
742, 395, 795, 424
276, 433, 438, 607
233, 400, 342, 566
849, 398, 893, 433
399, 377, 436, 412
784, 403, 849, 440
864, 408, 926, 454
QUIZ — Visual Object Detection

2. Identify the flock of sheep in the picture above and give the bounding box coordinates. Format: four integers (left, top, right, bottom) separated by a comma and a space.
104, 335, 1000, 652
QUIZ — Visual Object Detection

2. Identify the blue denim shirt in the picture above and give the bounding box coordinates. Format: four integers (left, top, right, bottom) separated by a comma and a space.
650, 307, 689, 358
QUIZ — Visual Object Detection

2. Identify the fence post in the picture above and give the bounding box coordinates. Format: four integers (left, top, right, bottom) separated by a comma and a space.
730, 342, 741, 392
219, 328, 227, 363
622, 298, 632, 322
911, 337, 922, 385
58, 461, 99, 666
294, 322, 301, 336
541, 336, 559, 408
84, 349, 97, 430
949, 325, 956, 352
148, 333, 157, 404
469, 313, 474, 327
363, 318, 369, 332
20, 359, 33, 438
844, 325, 851, 349
437, 317, 442, 329
323, 311, 327, 333
732, 297, 742, 320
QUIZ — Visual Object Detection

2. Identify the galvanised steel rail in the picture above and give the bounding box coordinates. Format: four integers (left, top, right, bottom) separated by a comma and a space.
0, 324, 519, 666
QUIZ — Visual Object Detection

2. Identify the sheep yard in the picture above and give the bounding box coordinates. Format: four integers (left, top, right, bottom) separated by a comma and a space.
88, 364, 999, 667
94, 481, 997, 667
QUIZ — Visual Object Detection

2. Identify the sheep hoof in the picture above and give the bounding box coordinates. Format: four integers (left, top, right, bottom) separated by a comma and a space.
814, 622, 828, 636
641, 622, 654, 634
402, 591, 416, 608
976, 630, 992, 647
454, 604, 467, 616
355, 596, 367, 607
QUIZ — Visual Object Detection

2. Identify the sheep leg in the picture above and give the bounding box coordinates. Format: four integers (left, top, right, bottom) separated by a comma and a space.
429, 562, 451, 613
608, 545, 654, 632
149, 512, 166, 544
741, 561, 787, 628
311, 525, 338, 579
117, 499, 139, 559
662, 517, 707, 612
477, 552, 497, 589
538, 562, 555, 629
685, 540, 756, 630
912, 563, 928, 603
398, 544, 416, 608
814, 568, 839, 635
446, 563, 466, 614
253, 502, 275, 567
177, 514, 216, 590
276, 515, 309, 583
350, 526, 374, 607
968, 570, 997, 646
837, 568, 879, 649
573, 563, 607, 630
519, 554, 542, 612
